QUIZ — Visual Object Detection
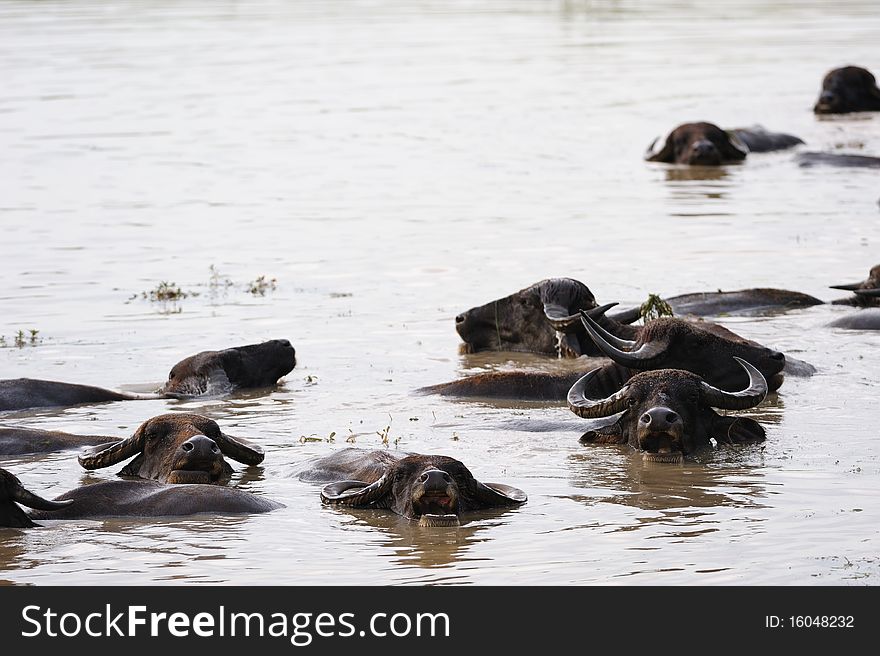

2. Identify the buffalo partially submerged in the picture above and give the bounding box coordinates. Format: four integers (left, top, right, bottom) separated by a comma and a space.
0, 427, 120, 457
813, 66, 880, 114
0, 339, 296, 413
422, 306, 788, 400
645, 122, 803, 166
299, 449, 526, 527
0, 378, 159, 413
827, 308, 880, 330
161, 339, 295, 397
78, 413, 265, 484
656, 288, 824, 317
830, 264, 880, 307
796, 152, 880, 169
1, 467, 72, 528
454, 278, 638, 357
568, 357, 768, 463
27, 479, 283, 520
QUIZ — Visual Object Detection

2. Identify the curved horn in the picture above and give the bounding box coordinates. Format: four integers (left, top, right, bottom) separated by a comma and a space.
13, 486, 73, 511
567, 368, 631, 419
78, 437, 142, 470
321, 473, 393, 507
215, 432, 265, 466
473, 481, 527, 506
700, 357, 768, 410
829, 281, 864, 291
854, 288, 880, 298
545, 301, 619, 332
645, 134, 673, 162
579, 311, 667, 368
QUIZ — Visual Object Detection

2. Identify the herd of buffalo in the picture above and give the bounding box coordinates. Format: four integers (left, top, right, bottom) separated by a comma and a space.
2, 66, 879, 530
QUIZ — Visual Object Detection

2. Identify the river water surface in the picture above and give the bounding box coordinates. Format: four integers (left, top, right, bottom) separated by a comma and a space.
1, 0, 879, 585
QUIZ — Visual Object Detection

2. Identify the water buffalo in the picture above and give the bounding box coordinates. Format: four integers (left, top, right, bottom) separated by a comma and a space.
0, 338, 296, 412
78, 413, 265, 484
568, 357, 768, 463
454, 278, 639, 357
813, 66, 880, 114
421, 305, 788, 400
0, 379, 160, 413
796, 152, 880, 168
298, 448, 526, 527
830, 264, 880, 307
27, 479, 283, 520
652, 288, 823, 317
0, 427, 119, 457
827, 308, 880, 330
1, 467, 72, 528
161, 338, 296, 397
577, 310, 786, 394
645, 123, 803, 165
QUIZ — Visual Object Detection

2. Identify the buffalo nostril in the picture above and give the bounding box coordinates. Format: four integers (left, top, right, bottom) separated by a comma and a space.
182, 442, 194, 452
211, 445, 220, 454
770, 351, 785, 362
666, 412, 679, 424
455, 314, 465, 324
419, 473, 429, 483
640, 413, 651, 425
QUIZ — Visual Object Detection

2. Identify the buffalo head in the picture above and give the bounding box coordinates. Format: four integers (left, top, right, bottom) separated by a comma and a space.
579, 310, 786, 392
320, 453, 526, 527
1, 467, 72, 528
162, 339, 296, 398
453, 278, 637, 357
645, 122, 748, 166
830, 264, 880, 307
813, 66, 880, 114
78, 413, 264, 484
568, 358, 768, 463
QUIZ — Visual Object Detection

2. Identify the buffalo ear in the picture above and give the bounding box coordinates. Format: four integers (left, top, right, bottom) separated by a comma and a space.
713, 416, 766, 445
474, 481, 527, 506
215, 431, 264, 466
78, 434, 142, 470
645, 135, 674, 162
580, 420, 626, 444
721, 132, 749, 160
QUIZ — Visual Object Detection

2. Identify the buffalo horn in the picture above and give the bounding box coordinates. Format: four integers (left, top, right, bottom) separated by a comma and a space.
699, 357, 768, 410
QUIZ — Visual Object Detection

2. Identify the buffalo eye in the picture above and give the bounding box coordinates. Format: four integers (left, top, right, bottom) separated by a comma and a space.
626, 398, 637, 407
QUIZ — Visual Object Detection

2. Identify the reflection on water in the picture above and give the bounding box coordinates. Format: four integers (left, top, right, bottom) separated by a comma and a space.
324, 506, 515, 572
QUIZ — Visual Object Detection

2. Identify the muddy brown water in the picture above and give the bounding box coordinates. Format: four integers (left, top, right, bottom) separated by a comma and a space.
1, 0, 878, 585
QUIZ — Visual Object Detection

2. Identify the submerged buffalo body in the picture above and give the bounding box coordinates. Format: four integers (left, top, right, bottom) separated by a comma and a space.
27, 479, 283, 520
645, 122, 803, 166
0, 339, 296, 413
796, 152, 880, 169
78, 413, 265, 484
660, 288, 824, 317
0, 427, 119, 456
0, 378, 158, 413
827, 308, 880, 330
568, 358, 768, 463
813, 66, 880, 114
454, 278, 625, 357
1, 467, 71, 528
299, 449, 526, 527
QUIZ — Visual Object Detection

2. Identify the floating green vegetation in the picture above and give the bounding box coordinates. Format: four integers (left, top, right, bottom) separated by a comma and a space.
639, 293, 674, 324
247, 275, 278, 296
0, 329, 42, 348
132, 281, 196, 303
